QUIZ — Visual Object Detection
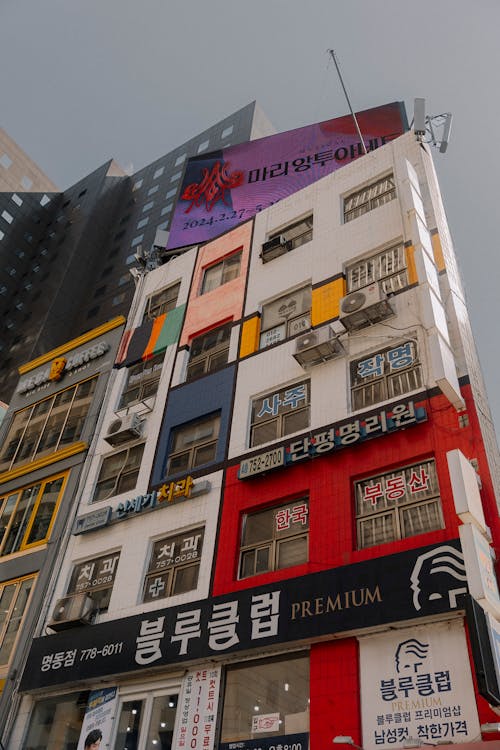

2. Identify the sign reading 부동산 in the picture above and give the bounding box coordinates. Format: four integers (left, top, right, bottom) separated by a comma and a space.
167, 102, 407, 250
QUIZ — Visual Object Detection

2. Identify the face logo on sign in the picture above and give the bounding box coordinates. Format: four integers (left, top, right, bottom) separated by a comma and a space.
410, 545, 467, 612
395, 639, 429, 674
49, 357, 67, 381
181, 161, 244, 213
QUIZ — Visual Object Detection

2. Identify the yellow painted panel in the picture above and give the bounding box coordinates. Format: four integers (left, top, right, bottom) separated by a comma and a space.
19, 316, 126, 374
240, 316, 261, 358
405, 245, 418, 285
431, 232, 445, 272
311, 278, 346, 326
0, 442, 87, 485
0, 679, 5, 692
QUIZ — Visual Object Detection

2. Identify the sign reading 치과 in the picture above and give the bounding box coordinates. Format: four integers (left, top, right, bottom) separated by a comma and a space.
167, 102, 407, 250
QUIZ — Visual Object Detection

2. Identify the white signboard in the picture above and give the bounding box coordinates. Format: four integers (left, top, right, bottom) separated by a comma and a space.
447, 449, 486, 531
175, 667, 221, 750
252, 713, 281, 733
460, 522, 500, 617
77, 687, 117, 750
359, 621, 480, 749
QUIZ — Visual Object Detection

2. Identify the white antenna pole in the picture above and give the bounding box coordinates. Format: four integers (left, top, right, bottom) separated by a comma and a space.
328, 49, 367, 155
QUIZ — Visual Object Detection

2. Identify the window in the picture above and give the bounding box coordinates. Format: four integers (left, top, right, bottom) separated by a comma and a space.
239, 499, 308, 578
137, 217, 149, 229
264, 214, 313, 260
221, 653, 309, 742
346, 242, 408, 295
260, 285, 311, 349
143, 281, 180, 322
11, 194, 22, 207
22, 692, 89, 750
92, 443, 144, 502
161, 203, 173, 216
40, 194, 51, 207
153, 166, 165, 179
197, 139, 209, 153
166, 188, 177, 199
167, 414, 220, 475
67, 551, 120, 610
133, 178, 144, 191
174, 153, 186, 166
142, 201, 155, 213
170, 171, 182, 182
119, 353, 164, 408
221, 124, 234, 139
0, 377, 97, 473
350, 340, 422, 410
0, 475, 66, 556
143, 527, 204, 602
1, 210, 13, 224
187, 323, 231, 380
250, 381, 309, 447
77, 189, 87, 198
131, 234, 144, 247
113, 694, 179, 750
0, 153, 12, 169
148, 185, 159, 196
201, 251, 242, 294
0, 575, 35, 673
343, 173, 396, 223
355, 459, 443, 549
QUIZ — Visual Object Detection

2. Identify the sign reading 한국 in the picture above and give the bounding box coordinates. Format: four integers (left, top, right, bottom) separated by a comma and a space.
167, 102, 407, 250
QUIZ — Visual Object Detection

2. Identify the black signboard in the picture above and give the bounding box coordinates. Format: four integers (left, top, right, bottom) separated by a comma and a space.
20, 539, 467, 692
464, 594, 500, 706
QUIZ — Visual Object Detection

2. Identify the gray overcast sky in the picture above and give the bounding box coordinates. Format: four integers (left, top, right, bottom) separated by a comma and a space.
2, 0, 499, 435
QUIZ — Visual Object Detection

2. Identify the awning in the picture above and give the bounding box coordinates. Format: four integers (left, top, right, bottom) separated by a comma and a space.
115, 304, 185, 368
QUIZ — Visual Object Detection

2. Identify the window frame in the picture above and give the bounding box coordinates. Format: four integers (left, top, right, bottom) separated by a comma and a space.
118, 352, 165, 409
0, 473, 67, 557
0, 376, 98, 473
346, 241, 408, 295
355, 458, 444, 549
200, 251, 242, 295
186, 322, 232, 381
259, 285, 311, 349
143, 282, 180, 322
142, 526, 204, 602
343, 173, 396, 223
66, 551, 120, 611
250, 381, 310, 448
350, 340, 423, 411
265, 214, 313, 260
0, 574, 36, 675
167, 414, 221, 476
92, 443, 145, 503
239, 498, 309, 579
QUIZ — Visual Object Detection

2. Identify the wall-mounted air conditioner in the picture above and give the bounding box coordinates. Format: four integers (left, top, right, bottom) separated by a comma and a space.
339, 283, 394, 331
104, 413, 143, 446
260, 235, 290, 263
293, 325, 345, 368
48, 593, 95, 631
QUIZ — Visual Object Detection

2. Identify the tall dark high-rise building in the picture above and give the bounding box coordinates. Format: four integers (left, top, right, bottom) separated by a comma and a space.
0, 103, 275, 400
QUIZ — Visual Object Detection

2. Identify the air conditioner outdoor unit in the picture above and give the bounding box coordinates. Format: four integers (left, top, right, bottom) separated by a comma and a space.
48, 593, 95, 631
260, 235, 290, 263
104, 413, 143, 446
293, 325, 345, 368
339, 283, 394, 331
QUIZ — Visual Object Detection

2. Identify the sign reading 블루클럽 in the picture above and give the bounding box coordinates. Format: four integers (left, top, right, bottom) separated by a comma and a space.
167, 102, 407, 250
20, 539, 467, 691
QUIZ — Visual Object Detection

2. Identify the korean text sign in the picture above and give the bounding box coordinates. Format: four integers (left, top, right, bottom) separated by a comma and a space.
167, 102, 407, 250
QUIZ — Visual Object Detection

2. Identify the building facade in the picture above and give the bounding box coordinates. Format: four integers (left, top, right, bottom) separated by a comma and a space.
6, 119, 500, 749
0, 102, 274, 401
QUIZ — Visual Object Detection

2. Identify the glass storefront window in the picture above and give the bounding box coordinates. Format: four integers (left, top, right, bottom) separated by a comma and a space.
114, 700, 143, 750
220, 653, 309, 742
23, 691, 89, 750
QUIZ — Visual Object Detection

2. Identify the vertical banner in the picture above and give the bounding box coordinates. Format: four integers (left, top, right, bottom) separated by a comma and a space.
359, 621, 480, 749
77, 687, 118, 749
175, 667, 221, 750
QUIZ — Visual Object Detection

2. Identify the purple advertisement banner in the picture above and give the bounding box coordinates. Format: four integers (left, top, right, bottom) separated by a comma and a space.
167, 101, 407, 250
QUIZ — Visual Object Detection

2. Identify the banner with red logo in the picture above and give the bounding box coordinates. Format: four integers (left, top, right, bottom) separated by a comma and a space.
167, 101, 407, 250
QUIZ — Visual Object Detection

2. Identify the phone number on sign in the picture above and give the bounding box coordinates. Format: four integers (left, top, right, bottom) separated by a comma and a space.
239, 447, 285, 478
80, 642, 123, 660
